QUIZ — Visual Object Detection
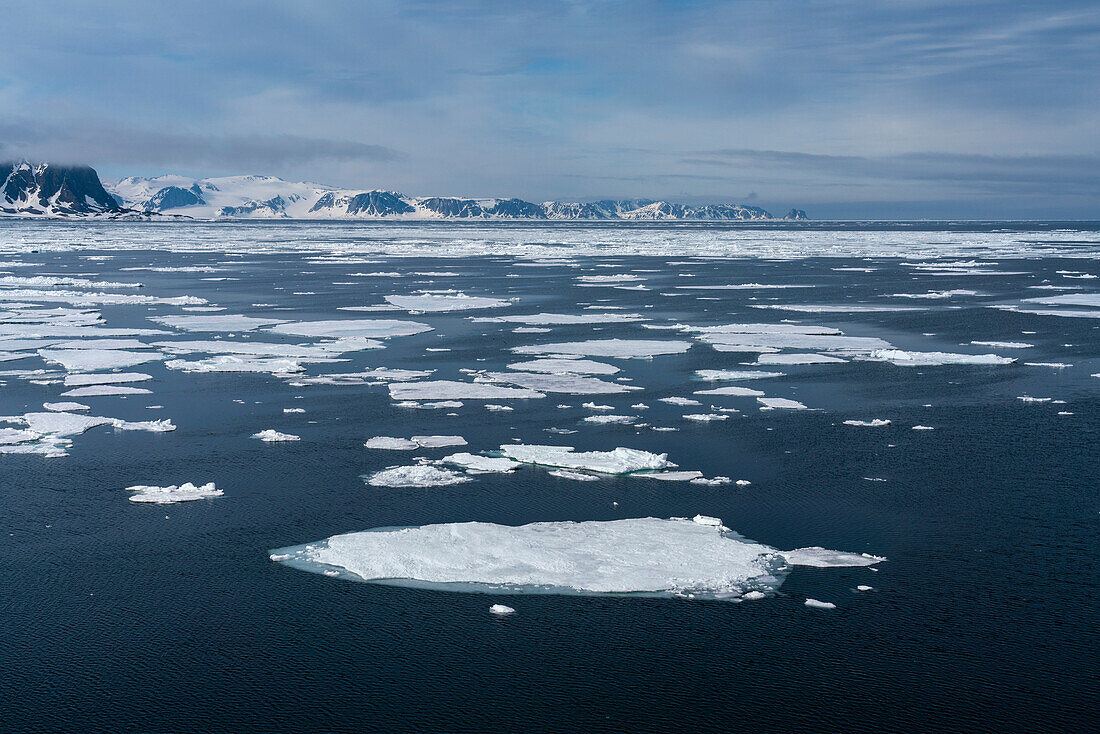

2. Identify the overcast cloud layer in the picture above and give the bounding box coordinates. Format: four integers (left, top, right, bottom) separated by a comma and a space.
2, 0, 1098, 218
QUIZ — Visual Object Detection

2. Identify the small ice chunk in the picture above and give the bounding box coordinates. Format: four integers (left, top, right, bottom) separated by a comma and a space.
695, 369, 784, 381
757, 397, 809, 410
856, 585, 874, 592
683, 413, 729, 422
364, 437, 419, 450
912, 425, 935, 430
252, 430, 301, 442
843, 419, 891, 427
489, 604, 516, 615
660, 397, 701, 406
547, 469, 599, 481
804, 598, 836, 609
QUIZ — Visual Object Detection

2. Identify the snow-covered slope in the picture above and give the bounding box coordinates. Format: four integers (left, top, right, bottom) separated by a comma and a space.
4, 163, 803, 220
109, 173, 795, 220
1, 161, 120, 216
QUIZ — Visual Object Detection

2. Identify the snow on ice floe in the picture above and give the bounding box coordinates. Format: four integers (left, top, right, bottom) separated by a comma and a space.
695, 370, 784, 381
804, 599, 836, 609
152, 314, 287, 332
683, 413, 729, 422
472, 312, 645, 325
782, 547, 885, 567
270, 516, 884, 599
388, 380, 545, 401
366, 465, 473, 488
365, 435, 467, 450
39, 348, 164, 371
63, 372, 153, 386
165, 356, 304, 374
843, 419, 891, 427
43, 402, 90, 412
253, 429, 301, 442
512, 339, 692, 359
969, 341, 1032, 349
60, 385, 153, 397
757, 353, 846, 365
441, 453, 522, 473
153, 339, 383, 359
861, 349, 1015, 366
126, 482, 222, 504
506, 358, 619, 375
685, 323, 890, 355
584, 414, 639, 424
384, 292, 510, 312
498, 444, 670, 474
0, 411, 174, 457
485, 371, 638, 395
489, 604, 516, 615
757, 397, 810, 410
694, 386, 766, 397
0, 289, 204, 307
268, 319, 432, 339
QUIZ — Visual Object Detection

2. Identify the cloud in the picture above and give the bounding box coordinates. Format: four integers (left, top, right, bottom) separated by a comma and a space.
0, 118, 403, 171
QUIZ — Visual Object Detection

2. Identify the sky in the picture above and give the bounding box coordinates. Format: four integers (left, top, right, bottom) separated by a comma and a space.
2, 0, 1099, 218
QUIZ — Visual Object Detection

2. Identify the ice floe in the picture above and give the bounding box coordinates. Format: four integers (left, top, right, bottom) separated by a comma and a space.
757, 397, 809, 410
268, 319, 432, 339
271, 516, 884, 599
253, 430, 301, 442
60, 385, 153, 397
506, 358, 620, 375
366, 465, 473, 488
39, 348, 163, 371
126, 482, 222, 504
165, 356, 303, 374
498, 444, 670, 474
153, 314, 287, 332
388, 380, 545, 401
512, 339, 692, 359
861, 349, 1015, 366
843, 419, 891, 427
384, 292, 510, 312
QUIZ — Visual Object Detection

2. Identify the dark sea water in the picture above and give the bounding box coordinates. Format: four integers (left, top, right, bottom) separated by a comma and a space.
1, 221, 1097, 732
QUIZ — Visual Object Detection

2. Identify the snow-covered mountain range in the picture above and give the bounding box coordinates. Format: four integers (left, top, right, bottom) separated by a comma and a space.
2, 161, 808, 220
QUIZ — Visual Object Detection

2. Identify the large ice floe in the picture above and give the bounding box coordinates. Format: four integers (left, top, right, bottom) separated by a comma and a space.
472, 312, 645, 325
484, 371, 638, 395
498, 444, 670, 474
387, 380, 545, 401
384, 292, 510, 312
270, 516, 884, 600
38, 348, 164, 371
268, 319, 432, 339
512, 339, 692, 359
861, 349, 1015, 366
152, 314, 288, 332
0, 411, 175, 456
